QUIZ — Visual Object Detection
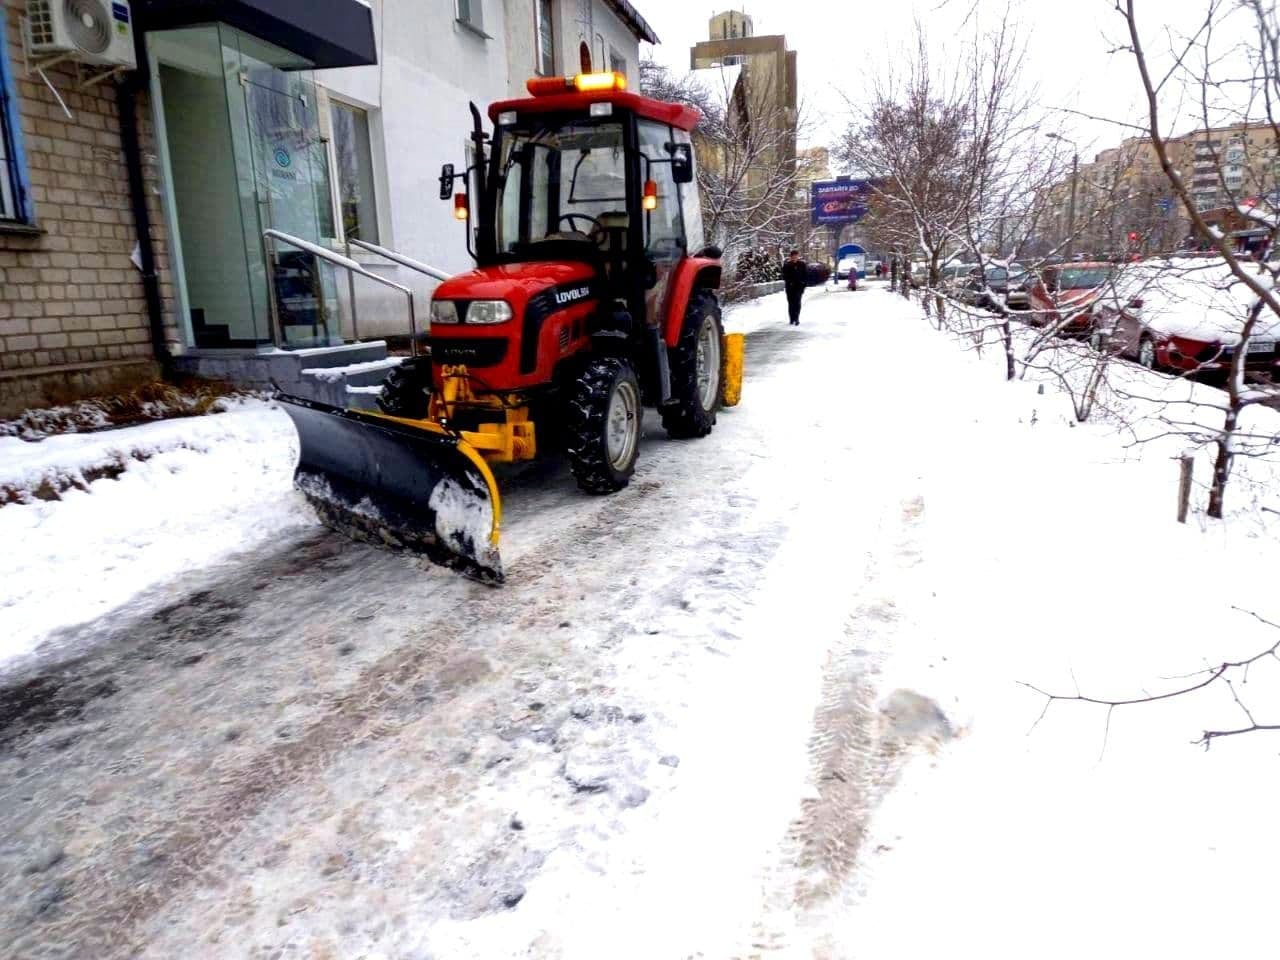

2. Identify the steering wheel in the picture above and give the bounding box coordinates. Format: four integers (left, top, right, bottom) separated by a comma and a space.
555, 213, 604, 237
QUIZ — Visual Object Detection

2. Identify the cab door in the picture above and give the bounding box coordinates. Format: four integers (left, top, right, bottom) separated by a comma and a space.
636, 120, 686, 331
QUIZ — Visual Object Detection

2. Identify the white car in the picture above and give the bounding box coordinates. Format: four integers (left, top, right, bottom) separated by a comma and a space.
835, 256, 864, 280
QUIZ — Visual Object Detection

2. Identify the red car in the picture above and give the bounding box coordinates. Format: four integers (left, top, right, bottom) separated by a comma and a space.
1091, 261, 1280, 377
1026, 263, 1114, 336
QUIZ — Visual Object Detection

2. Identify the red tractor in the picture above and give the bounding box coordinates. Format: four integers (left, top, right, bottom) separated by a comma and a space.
280, 72, 739, 583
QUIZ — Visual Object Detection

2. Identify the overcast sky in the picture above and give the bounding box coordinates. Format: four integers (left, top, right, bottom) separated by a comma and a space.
638, 0, 1259, 166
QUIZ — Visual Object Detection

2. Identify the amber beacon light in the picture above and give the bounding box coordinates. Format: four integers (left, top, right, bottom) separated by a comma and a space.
526, 72, 627, 96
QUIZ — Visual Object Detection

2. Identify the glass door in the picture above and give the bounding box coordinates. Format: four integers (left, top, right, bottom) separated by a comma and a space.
222, 28, 340, 348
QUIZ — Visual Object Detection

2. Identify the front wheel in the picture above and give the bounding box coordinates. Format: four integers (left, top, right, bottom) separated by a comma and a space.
662, 289, 724, 439
377, 357, 431, 419
566, 357, 642, 495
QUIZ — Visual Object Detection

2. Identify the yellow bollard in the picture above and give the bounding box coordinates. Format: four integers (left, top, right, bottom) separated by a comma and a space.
721, 332, 744, 407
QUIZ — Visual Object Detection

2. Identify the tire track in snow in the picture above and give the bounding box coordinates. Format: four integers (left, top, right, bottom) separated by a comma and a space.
741, 494, 954, 958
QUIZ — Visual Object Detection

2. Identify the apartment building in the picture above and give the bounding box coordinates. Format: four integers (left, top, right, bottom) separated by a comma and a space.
1041, 123, 1280, 257
689, 10, 796, 174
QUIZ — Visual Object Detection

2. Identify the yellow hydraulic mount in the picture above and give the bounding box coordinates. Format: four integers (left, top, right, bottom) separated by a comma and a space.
721, 333, 744, 408
430, 364, 537, 464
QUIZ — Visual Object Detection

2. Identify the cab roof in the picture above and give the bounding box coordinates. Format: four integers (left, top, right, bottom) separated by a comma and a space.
488, 90, 701, 131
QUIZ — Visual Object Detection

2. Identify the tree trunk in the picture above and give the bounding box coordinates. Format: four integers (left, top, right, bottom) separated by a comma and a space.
1001, 319, 1015, 381
1208, 406, 1237, 519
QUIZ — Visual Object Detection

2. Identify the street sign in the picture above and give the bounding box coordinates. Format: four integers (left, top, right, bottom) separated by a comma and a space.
811, 178, 877, 226
1157, 198, 1173, 214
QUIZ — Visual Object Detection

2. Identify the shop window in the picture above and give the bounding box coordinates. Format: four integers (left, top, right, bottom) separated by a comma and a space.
609, 49, 626, 77
0, 17, 33, 225
330, 100, 380, 243
535, 0, 554, 75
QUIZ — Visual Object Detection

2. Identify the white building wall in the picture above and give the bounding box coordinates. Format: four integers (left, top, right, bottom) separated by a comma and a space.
555, 0, 640, 87
317, 0, 645, 338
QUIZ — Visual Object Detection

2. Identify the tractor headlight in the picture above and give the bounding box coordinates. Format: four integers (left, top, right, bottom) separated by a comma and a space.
466, 300, 513, 325
431, 300, 460, 324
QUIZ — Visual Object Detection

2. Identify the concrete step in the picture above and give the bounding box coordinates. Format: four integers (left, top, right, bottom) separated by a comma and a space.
300, 357, 402, 388
282, 341, 387, 369
344, 384, 384, 411
294, 355, 404, 408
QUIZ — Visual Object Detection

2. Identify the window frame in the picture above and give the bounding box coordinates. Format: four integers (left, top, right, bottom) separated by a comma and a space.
456, 0, 489, 38
608, 47, 627, 78
0, 15, 35, 228
324, 94, 382, 246
534, 0, 555, 76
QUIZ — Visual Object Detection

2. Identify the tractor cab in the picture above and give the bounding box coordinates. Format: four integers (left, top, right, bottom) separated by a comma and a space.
440, 73, 712, 338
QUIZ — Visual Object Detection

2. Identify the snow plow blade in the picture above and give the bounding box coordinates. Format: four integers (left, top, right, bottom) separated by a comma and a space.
277, 395, 503, 584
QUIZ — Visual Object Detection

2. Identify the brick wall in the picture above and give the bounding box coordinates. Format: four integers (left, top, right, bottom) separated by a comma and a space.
0, 0, 176, 415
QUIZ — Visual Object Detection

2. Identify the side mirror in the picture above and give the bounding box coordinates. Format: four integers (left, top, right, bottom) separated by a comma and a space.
439, 163, 455, 201
669, 142, 693, 184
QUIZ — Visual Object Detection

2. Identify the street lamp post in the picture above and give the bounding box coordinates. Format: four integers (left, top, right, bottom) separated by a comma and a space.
1048, 133, 1079, 260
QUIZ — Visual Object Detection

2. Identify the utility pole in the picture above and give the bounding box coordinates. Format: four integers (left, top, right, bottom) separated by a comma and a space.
1048, 133, 1079, 260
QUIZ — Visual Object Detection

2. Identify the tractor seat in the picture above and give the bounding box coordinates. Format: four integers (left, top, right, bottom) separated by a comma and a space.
591, 212, 629, 255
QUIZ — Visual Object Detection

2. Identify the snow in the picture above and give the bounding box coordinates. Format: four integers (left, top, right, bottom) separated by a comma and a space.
0, 400, 311, 672
429, 474, 501, 575
4, 287, 1280, 958
1105, 258, 1280, 341
257, 341, 387, 357
300, 357, 403, 382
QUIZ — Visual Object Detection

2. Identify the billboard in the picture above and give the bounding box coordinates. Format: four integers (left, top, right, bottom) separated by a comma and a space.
811, 178, 876, 226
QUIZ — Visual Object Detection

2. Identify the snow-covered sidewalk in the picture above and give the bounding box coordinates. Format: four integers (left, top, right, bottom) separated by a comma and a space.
0, 400, 311, 670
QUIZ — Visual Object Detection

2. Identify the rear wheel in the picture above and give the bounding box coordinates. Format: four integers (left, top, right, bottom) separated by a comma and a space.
662, 289, 724, 439
566, 357, 642, 494
377, 357, 431, 419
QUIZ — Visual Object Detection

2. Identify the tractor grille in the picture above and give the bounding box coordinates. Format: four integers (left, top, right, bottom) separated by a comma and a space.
428, 337, 507, 368
521, 281, 599, 374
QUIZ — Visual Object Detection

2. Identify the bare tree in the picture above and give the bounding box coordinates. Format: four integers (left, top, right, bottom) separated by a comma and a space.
1118, 0, 1280, 518
641, 57, 807, 286
1023, 608, 1280, 749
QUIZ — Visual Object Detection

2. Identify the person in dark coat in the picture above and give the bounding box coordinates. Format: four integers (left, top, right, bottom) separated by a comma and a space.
782, 249, 807, 326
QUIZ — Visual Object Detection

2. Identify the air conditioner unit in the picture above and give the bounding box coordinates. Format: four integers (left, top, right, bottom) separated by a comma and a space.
27, 0, 136, 70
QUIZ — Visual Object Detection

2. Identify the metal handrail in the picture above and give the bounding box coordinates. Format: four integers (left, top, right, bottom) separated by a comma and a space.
264, 228, 419, 357
347, 238, 451, 281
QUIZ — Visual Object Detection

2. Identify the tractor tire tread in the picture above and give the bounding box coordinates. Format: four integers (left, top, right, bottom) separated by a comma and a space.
377, 358, 432, 419
566, 356, 639, 495
661, 288, 723, 439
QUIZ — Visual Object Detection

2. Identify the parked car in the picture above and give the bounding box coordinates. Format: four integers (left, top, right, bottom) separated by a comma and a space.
1026, 262, 1113, 336
805, 262, 831, 286
956, 263, 1026, 309
865, 259, 884, 278
835, 255, 864, 280
1092, 261, 1280, 377
909, 260, 929, 288
940, 262, 977, 296
1005, 264, 1031, 309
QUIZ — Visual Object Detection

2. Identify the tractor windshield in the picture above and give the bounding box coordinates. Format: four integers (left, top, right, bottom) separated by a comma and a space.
493, 121, 627, 255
